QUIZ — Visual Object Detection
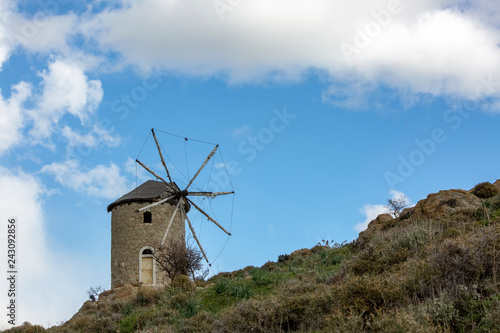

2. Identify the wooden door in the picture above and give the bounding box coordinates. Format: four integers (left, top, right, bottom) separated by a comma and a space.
141, 257, 154, 284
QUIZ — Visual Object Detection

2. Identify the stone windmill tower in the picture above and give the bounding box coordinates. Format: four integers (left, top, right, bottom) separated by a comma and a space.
107, 129, 234, 289
107, 180, 187, 288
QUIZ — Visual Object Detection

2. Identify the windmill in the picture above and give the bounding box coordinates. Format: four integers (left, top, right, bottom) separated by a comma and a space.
135, 129, 234, 266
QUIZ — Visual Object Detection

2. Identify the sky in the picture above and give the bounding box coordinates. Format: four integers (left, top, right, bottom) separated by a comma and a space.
0, 0, 500, 328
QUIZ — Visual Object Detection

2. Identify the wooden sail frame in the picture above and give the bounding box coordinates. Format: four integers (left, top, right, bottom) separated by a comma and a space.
136, 129, 233, 265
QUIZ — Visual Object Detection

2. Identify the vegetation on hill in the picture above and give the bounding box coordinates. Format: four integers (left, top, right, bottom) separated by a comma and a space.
6, 181, 500, 332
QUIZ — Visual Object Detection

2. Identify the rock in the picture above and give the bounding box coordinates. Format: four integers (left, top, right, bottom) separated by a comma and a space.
290, 248, 312, 258
410, 189, 481, 221
358, 213, 395, 247
399, 207, 415, 220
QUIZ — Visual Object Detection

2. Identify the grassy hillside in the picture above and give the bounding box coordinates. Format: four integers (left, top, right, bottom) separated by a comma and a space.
7, 181, 500, 332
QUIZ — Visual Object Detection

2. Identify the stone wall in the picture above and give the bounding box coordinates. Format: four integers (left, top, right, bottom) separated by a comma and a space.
110, 200, 186, 288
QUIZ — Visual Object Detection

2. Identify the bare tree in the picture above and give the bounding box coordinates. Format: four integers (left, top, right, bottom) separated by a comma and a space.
386, 195, 408, 218
87, 286, 104, 301
153, 240, 205, 280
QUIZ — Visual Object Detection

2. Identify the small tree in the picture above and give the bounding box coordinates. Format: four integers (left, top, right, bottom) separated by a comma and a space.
386, 195, 408, 218
153, 240, 205, 280
87, 286, 104, 301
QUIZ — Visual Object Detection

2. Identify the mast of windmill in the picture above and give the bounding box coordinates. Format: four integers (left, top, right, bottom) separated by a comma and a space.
135, 129, 233, 265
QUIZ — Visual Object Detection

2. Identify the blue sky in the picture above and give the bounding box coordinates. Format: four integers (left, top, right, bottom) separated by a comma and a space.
1, 0, 500, 327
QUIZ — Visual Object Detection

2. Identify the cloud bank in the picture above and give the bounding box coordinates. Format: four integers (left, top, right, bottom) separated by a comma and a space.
77, 0, 500, 105
0, 168, 92, 328
2, 1, 500, 108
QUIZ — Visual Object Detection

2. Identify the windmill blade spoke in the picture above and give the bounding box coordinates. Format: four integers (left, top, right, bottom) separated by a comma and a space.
160, 198, 183, 247
186, 197, 231, 236
184, 145, 218, 191
185, 213, 210, 265
136, 195, 175, 212
151, 129, 173, 183
187, 191, 234, 197
136, 159, 171, 188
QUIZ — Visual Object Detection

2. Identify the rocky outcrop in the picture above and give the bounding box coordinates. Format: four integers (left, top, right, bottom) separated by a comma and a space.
359, 180, 500, 246
358, 213, 394, 247
410, 189, 482, 221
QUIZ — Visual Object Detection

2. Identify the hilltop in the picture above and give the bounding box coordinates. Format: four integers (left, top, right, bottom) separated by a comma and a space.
6, 180, 500, 332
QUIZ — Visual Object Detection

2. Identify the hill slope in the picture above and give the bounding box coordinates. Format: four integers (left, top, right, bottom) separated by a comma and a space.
7, 180, 500, 332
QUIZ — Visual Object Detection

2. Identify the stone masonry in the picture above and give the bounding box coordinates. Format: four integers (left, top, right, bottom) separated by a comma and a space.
109, 198, 185, 289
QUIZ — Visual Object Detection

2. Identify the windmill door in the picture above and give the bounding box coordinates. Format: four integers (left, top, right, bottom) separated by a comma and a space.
141, 257, 154, 284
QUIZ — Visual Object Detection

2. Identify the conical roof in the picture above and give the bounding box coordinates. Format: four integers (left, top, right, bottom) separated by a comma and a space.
107, 180, 175, 212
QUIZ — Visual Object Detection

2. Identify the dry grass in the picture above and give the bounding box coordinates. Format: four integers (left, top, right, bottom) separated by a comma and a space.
9, 185, 500, 332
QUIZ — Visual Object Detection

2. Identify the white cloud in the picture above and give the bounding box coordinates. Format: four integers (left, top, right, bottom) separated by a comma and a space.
0, 0, 17, 70
354, 203, 388, 233
30, 59, 104, 141
41, 159, 131, 199
12, 12, 77, 54
62, 125, 97, 148
73, 0, 500, 105
2, 1, 499, 108
0, 82, 31, 154
62, 124, 121, 149
0, 167, 92, 328
354, 190, 412, 232
0, 58, 114, 156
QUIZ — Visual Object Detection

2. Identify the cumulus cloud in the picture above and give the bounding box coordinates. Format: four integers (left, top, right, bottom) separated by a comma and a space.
62, 124, 121, 149
72, 0, 500, 105
354, 190, 412, 232
0, 167, 92, 327
0, 57, 118, 157
0, 82, 31, 154
11, 12, 78, 54
354, 203, 388, 233
41, 159, 131, 199
0, 0, 17, 70
2, 0, 499, 108
30, 59, 104, 141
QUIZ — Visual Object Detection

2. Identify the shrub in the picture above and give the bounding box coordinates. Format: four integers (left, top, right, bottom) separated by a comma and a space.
3, 323, 46, 333
428, 238, 490, 294
119, 312, 139, 333
214, 278, 229, 294
371, 307, 440, 333
492, 199, 500, 211
218, 298, 278, 332
424, 287, 487, 333
181, 297, 200, 318
135, 287, 161, 306
228, 283, 253, 299
278, 254, 290, 263
479, 295, 500, 330
153, 241, 205, 280
472, 182, 498, 199
274, 288, 334, 331
170, 275, 195, 292
170, 292, 189, 309
250, 269, 272, 286
180, 311, 218, 332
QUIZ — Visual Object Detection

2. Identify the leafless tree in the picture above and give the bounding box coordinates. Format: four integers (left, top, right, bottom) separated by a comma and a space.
386, 195, 408, 218
87, 286, 104, 301
153, 240, 205, 280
